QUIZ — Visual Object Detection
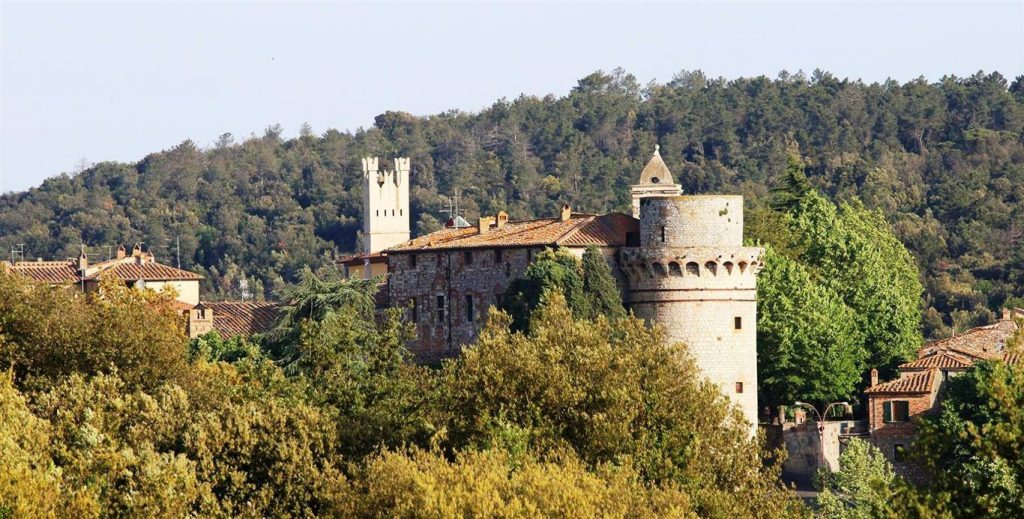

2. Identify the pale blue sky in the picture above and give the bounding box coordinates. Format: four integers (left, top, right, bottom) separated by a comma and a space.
2, 1, 1022, 193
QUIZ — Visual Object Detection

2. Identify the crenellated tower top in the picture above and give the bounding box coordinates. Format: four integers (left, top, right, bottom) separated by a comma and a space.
362, 157, 411, 254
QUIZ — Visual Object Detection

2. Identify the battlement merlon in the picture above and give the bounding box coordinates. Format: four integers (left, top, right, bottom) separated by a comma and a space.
361, 157, 379, 179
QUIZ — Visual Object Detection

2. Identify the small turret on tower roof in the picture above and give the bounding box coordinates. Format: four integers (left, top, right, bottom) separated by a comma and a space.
637, 145, 675, 186
630, 145, 682, 218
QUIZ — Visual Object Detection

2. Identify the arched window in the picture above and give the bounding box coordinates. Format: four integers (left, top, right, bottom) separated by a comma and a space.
723, 261, 734, 274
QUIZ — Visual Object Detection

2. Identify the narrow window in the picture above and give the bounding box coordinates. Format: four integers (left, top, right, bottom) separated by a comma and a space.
660, 226, 666, 242
376, 210, 379, 216
893, 443, 908, 462
734, 316, 742, 330
465, 294, 474, 322
400, 209, 403, 216
495, 249, 503, 263
883, 402, 892, 423
464, 250, 473, 265
410, 254, 417, 267
527, 249, 533, 262
411, 299, 418, 322
735, 382, 744, 394
436, 295, 445, 323
505, 263, 511, 277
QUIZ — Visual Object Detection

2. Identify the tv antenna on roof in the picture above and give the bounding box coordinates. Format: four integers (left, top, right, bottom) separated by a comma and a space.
10, 244, 25, 263
440, 189, 466, 220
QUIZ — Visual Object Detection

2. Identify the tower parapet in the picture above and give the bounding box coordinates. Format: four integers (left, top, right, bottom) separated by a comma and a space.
362, 157, 411, 256
623, 195, 764, 432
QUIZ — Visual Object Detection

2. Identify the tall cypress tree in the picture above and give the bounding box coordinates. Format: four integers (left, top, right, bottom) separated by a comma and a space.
581, 245, 626, 321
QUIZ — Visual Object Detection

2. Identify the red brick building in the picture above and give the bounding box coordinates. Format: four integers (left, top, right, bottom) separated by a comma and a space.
865, 310, 1022, 469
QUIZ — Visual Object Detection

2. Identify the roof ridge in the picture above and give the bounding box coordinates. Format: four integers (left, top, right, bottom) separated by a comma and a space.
554, 214, 599, 245
866, 368, 936, 394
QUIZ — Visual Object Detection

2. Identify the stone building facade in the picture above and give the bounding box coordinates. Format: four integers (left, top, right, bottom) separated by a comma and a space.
385, 207, 636, 363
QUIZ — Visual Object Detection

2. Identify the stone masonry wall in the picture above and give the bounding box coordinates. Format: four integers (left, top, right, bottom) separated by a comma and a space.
388, 245, 629, 364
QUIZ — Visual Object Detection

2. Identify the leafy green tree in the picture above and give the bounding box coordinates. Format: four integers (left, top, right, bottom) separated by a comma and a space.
0, 270, 188, 390
288, 306, 437, 460
441, 294, 805, 517
757, 247, 865, 408
788, 180, 923, 376
268, 267, 379, 359
501, 248, 587, 330
816, 438, 898, 519
912, 360, 1024, 518
339, 447, 697, 518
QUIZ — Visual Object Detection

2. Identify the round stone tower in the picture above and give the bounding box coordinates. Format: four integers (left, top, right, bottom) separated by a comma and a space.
621, 194, 764, 431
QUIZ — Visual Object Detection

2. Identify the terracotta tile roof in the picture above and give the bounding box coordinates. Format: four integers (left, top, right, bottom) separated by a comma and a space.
1003, 352, 1022, 365
387, 212, 638, 252
866, 368, 938, 395
86, 258, 203, 281
900, 350, 975, 371
203, 301, 280, 338
917, 320, 1019, 357
4, 260, 81, 283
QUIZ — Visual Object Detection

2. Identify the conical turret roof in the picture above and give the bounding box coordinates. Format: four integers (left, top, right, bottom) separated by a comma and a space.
638, 145, 674, 186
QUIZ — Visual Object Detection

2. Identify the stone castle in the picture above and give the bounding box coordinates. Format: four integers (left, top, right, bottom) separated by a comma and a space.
343, 147, 765, 428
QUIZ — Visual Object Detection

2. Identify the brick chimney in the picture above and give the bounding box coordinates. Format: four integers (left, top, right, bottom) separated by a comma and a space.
496, 211, 509, 229
132, 243, 143, 258
478, 216, 495, 235
870, 368, 879, 387
78, 247, 88, 270
1002, 308, 1012, 321
559, 203, 572, 222
116, 245, 126, 259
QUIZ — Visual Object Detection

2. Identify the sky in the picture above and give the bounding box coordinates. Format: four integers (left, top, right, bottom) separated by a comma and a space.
2, 1, 1022, 194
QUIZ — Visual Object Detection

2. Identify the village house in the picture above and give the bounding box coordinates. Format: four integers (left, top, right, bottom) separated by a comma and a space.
865, 309, 1022, 471
2, 243, 277, 339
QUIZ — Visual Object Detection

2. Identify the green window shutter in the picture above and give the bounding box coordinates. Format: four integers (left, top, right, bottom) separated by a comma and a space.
883, 402, 892, 423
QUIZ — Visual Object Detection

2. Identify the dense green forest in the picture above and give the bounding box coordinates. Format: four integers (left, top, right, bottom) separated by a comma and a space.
2, 69, 1022, 337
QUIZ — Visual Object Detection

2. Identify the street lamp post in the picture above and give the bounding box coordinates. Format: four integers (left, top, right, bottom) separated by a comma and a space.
794, 401, 851, 472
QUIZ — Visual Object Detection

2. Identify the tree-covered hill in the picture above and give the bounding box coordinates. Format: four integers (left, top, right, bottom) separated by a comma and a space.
2, 69, 1022, 337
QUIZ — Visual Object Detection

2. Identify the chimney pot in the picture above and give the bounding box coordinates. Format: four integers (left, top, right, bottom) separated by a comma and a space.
1002, 308, 1012, 321
478, 216, 495, 235
870, 368, 879, 387
496, 211, 509, 229
560, 203, 572, 222
116, 245, 126, 259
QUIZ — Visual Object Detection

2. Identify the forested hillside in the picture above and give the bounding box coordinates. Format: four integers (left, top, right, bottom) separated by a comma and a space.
2, 69, 1022, 337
